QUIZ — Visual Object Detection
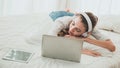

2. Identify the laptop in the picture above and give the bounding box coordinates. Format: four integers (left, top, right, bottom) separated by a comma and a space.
41, 35, 83, 62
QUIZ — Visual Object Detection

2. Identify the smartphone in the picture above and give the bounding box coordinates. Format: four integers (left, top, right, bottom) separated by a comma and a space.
2, 49, 34, 63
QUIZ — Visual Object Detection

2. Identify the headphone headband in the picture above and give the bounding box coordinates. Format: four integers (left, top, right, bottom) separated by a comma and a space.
80, 12, 92, 32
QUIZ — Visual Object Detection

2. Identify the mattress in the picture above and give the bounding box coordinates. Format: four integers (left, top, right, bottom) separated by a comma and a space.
0, 14, 120, 68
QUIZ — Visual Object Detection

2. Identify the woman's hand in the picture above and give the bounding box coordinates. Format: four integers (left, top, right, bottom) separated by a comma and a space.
65, 35, 75, 38
64, 35, 80, 39
82, 49, 101, 57
81, 37, 91, 42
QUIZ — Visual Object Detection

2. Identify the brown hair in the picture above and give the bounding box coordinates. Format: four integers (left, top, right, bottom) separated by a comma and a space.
75, 12, 98, 32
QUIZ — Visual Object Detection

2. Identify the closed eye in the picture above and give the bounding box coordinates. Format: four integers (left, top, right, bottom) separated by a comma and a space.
76, 28, 81, 32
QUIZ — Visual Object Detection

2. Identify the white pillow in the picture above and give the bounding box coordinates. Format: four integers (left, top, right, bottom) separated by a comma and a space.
97, 15, 120, 34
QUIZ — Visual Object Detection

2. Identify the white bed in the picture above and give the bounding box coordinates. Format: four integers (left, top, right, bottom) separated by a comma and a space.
0, 13, 120, 68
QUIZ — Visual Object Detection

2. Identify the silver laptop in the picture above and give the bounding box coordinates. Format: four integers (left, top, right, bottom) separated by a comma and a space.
41, 35, 83, 62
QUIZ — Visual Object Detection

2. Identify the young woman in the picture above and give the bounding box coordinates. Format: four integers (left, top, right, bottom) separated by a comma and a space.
49, 12, 115, 57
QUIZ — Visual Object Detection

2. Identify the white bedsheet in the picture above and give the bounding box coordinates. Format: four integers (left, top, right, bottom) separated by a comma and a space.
0, 14, 120, 68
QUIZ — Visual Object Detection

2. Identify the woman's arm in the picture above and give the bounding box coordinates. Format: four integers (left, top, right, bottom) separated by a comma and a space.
82, 38, 116, 52
65, 35, 115, 52
82, 49, 101, 57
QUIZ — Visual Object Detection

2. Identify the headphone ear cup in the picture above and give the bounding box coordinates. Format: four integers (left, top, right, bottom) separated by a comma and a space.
82, 32, 88, 37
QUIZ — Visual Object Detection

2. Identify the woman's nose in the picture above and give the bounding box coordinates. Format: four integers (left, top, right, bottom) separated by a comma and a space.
70, 27, 75, 32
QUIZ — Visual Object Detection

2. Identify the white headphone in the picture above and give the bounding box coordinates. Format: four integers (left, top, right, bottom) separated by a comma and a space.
80, 12, 92, 37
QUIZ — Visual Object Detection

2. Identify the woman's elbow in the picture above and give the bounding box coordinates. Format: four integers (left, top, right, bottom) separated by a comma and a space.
107, 40, 116, 52
111, 45, 116, 52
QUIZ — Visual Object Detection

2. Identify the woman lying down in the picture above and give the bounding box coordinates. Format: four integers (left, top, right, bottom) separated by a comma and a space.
48, 11, 115, 57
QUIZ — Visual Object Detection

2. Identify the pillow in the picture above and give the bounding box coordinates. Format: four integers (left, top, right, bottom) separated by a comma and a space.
49, 11, 74, 21
97, 15, 120, 34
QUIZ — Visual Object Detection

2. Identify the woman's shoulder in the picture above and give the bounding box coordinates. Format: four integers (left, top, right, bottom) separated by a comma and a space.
55, 16, 73, 24
48, 16, 73, 36
54, 16, 73, 28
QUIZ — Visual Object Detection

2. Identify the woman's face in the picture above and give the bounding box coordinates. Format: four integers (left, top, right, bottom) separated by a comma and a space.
69, 17, 86, 37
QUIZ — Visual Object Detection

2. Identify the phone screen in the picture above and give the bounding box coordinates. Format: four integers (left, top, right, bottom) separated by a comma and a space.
2, 49, 34, 63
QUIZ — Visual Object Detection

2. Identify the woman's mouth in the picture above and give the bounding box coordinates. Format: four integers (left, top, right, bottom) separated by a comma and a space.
69, 31, 73, 36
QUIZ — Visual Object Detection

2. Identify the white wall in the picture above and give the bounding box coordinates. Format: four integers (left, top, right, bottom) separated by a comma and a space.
0, 0, 59, 16
0, 0, 120, 16
67, 0, 120, 16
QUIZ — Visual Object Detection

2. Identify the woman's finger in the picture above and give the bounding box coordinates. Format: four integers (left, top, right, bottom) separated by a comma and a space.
93, 51, 101, 56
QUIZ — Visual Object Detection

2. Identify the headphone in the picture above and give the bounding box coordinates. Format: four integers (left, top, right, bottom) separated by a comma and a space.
80, 12, 92, 37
